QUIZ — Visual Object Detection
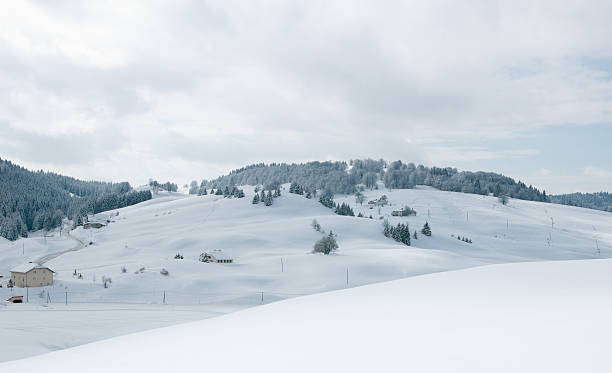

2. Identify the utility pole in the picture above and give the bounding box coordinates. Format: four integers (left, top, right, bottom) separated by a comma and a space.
466, 211, 469, 222
346, 268, 349, 287
65, 291, 68, 305
281, 258, 284, 273
260, 292, 264, 303
163, 291, 166, 305
596, 240, 600, 256
26, 287, 29, 303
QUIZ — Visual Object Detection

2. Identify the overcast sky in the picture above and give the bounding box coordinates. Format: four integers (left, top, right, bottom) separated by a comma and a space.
1, 1, 611, 194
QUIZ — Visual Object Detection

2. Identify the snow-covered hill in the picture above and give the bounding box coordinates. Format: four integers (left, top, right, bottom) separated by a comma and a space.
3, 258, 611, 372
1, 185, 611, 362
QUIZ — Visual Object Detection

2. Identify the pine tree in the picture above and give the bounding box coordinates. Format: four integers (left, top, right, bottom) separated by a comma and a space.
313, 231, 339, 255
421, 222, 432, 236
264, 191, 273, 206
252, 194, 260, 204
383, 219, 391, 237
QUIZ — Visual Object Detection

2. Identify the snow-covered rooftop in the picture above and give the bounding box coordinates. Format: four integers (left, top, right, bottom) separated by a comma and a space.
10, 263, 54, 273
208, 249, 232, 260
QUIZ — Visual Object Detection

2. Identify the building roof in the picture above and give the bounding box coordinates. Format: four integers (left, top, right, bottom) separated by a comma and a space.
10, 263, 55, 274
208, 249, 232, 260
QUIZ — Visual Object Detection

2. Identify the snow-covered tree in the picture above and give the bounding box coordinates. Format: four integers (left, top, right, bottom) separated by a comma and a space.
421, 222, 432, 236
313, 231, 339, 255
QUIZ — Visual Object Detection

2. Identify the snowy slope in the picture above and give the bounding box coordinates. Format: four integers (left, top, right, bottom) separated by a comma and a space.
1, 185, 611, 362
3, 258, 612, 372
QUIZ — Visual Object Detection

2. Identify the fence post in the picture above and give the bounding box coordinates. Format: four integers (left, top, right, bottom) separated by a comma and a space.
65, 291, 68, 305
346, 268, 349, 287
163, 291, 166, 305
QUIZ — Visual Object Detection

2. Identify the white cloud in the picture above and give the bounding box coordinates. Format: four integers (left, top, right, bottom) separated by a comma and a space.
0, 1, 611, 187
583, 166, 612, 178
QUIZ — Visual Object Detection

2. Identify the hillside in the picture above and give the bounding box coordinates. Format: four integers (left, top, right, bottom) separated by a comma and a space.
551, 192, 612, 213
207, 159, 549, 202
3, 258, 612, 372
1, 185, 611, 361
0, 158, 151, 241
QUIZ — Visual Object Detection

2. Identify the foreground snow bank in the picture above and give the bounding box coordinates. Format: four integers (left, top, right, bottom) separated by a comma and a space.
3, 258, 611, 372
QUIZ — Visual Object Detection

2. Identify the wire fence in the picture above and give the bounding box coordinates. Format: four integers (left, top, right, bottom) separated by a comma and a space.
0, 287, 311, 306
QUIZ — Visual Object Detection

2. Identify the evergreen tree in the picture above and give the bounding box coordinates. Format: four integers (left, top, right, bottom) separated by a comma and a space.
311, 219, 321, 232
421, 222, 432, 236
252, 194, 260, 204
383, 219, 391, 237
334, 202, 355, 216
264, 191, 273, 206
313, 231, 339, 255
319, 189, 335, 209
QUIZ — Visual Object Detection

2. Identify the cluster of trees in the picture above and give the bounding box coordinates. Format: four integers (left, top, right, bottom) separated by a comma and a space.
383, 161, 549, 202
205, 159, 550, 208
289, 182, 305, 195
311, 219, 339, 255
383, 221, 412, 246
550, 192, 612, 212
148, 180, 178, 192
316, 189, 356, 217
208, 161, 359, 195
215, 186, 245, 199
383, 220, 432, 246
335, 203, 355, 216
0, 158, 152, 241
456, 235, 472, 244
252, 186, 280, 206
319, 189, 335, 208
313, 231, 339, 255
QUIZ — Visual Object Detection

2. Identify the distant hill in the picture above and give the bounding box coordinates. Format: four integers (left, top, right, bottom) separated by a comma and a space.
550, 192, 612, 212
208, 159, 550, 202
0, 158, 151, 240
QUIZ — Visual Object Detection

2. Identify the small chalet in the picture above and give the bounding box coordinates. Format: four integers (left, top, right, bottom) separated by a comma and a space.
199, 250, 233, 264
10, 263, 55, 288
